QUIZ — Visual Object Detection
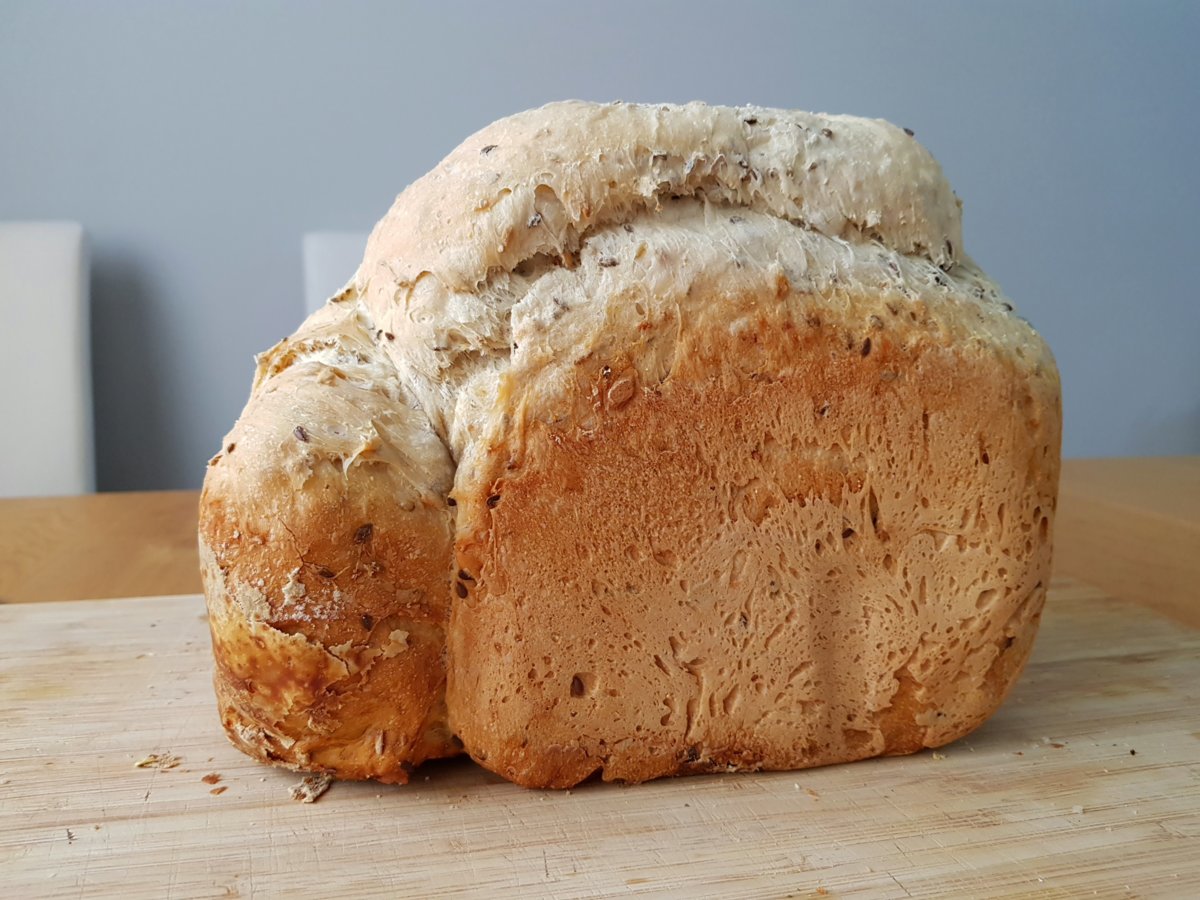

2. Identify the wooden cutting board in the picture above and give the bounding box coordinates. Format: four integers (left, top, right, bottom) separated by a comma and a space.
1, 579, 1198, 898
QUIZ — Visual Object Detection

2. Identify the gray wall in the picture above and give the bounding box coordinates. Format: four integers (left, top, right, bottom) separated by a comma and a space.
2, 1, 1197, 490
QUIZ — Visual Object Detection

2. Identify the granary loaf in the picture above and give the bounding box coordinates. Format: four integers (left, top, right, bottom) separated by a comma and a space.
200, 101, 1061, 788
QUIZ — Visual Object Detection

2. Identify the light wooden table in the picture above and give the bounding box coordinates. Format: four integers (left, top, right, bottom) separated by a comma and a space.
0, 459, 1197, 897
1054, 456, 1200, 627
0, 490, 201, 604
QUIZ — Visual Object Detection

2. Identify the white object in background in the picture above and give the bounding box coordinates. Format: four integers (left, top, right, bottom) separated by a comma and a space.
302, 232, 368, 316
0, 222, 94, 497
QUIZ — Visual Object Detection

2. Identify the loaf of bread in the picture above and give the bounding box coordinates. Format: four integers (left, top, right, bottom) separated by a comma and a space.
200, 101, 1061, 789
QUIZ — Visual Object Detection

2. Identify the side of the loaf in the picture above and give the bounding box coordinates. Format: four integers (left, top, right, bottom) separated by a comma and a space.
447, 200, 1061, 788
199, 300, 461, 782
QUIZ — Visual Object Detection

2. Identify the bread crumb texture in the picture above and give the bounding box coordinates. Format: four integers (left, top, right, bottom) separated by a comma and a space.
200, 101, 1060, 788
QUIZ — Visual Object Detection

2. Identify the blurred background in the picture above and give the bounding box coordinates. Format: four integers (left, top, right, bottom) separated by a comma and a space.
1, 0, 1197, 493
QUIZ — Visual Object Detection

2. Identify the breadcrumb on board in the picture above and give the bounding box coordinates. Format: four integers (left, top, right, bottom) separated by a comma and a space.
289, 773, 333, 803
134, 753, 181, 770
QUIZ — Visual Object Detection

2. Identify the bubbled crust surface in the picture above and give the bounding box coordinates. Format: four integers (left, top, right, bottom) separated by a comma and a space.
199, 301, 459, 782
448, 241, 1059, 786
444, 194, 1060, 788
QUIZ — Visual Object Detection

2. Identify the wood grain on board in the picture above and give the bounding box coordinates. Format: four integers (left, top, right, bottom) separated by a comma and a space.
1, 579, 1197, 898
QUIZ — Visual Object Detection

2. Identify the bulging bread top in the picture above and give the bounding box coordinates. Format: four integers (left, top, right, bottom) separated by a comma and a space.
365, 100, 961, 289
342, 101, 1025, 459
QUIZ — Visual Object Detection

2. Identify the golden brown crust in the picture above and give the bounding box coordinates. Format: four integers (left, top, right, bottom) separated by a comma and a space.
448, 284, 1059, 788
199, 302, 459, 782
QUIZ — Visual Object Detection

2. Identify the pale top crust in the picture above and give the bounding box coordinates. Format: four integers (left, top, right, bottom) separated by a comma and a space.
348, 101, 1003, 446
